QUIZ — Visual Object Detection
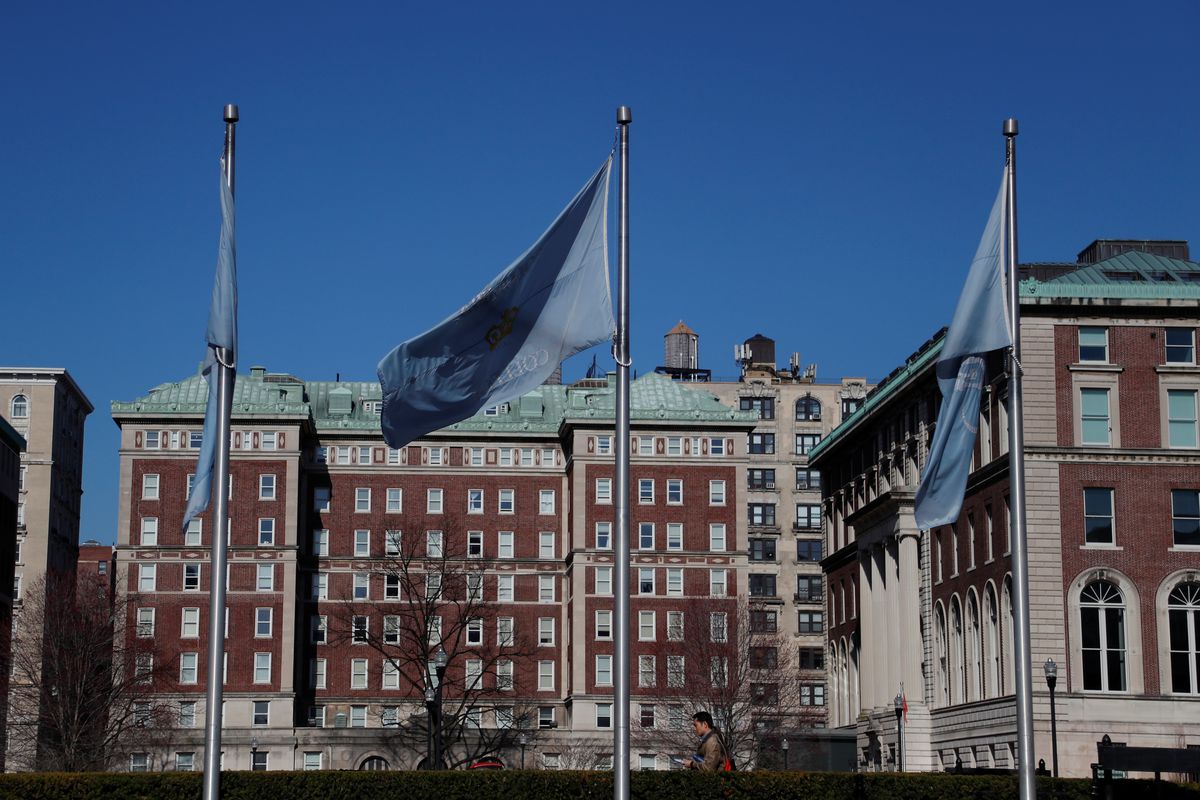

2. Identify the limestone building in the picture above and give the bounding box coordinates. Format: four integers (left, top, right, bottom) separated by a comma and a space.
808, 241, 1200, 776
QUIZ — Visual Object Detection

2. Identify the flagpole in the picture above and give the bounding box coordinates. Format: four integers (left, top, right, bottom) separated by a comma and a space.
1002, 118, 1036, 800
613, 105, 632, 800
202, 103, 238, 800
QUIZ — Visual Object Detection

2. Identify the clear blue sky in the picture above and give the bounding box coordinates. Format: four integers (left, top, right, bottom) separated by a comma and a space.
5, 1, 1199, 544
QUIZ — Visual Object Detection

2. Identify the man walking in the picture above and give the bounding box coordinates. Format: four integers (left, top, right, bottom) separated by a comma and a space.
686, 711, 730, 771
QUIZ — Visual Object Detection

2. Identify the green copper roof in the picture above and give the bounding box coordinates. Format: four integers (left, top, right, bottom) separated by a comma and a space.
1021, 252, 1200, 300
113, 369, 754, 435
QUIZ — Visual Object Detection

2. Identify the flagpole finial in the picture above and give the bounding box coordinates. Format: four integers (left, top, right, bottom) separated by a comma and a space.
617, 106, 632, 124
1003, 118, 1018, 137
224, 104, 239, 123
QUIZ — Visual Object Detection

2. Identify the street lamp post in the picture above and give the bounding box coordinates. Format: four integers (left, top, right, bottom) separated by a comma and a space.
250, 737, 259, 771
424, 686, 437, 770
781, 737, 789, 771
431, 646, 449, 770
894, 693, 904, 772
518, 732, 528, 769
1044, 659, 1059, 777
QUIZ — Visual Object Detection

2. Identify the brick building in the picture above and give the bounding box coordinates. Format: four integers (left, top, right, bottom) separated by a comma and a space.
809, 241, 1200, 776
112, 369, 772, 771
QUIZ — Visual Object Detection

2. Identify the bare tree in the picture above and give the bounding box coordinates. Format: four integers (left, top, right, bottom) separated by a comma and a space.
5, 571, 175, 772
331, 515, 545, 768
631, 598, 812, 769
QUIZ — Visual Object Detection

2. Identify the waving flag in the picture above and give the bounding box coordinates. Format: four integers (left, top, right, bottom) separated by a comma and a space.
182, 163, 238, 531
378, 158, 614, 448
914, 175, 1011, 530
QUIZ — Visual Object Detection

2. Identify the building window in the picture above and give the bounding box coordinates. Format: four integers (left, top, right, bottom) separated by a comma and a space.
1168, 582, 1200, 694
1080, 388, 1111, 445
795, 396, 821, 421
667, 437, 682, 456
595, 521, 612, 550
749, 538, 776, 562
798, 611, 823, 634
596, 436, 612, 454
740, 396, 775, 420
130, 753, 148, 772
427, 488, 443, 514
311, 616, 327, 644
10, 394, 28, 418
748, 433, 775, 454
303, 752, 322, 771
749, 574, 776, 598
1079, 326, 1108, 362
179, 652, 198, 684
539, 489, 556, 514
596, 655, 613, 686
1081, 580, 1126, 691
797, 539, 822, 561
1168, 390, 1199, 448
639, 568, 655, 595
638, 437, 653, 456
350, 658, 368, 689
467, 530, 483, 558
258, 518, 275, 546
140, 517, 158, 546
594, 566, 612, 596
796, 575, 823, 602
662, 523, 681, 551
750, 646, 779, 669
667, 611, 684, 640
639, 523, 655, 550
638, 479, 654, 504
796, 468, 821, 490
386, 488, 402, 513
145, 430, 160, 450
1083, 488, 1115, 545
708, 523, 726, 552
538, 661, 554, 691
354, 529, 370, 557
427, 530, 444, 559
596, 703, 613, 729
639, 610, 656, 641
595, 609, 613, 640
1174, 490, 1200, 546
257, 564, 274, 592
539, 531, 555, 559
354, 487, 370, 512
798, 647, 824, 670
259, 474, 276, 500
179, 701, 197, 728
596, 478, 612, 504
497, 575, 513, 602
751, 683, 779, 706
795, 434, 821, 456
709, 480, 726, 505
142, 474, 160, 500
747, 469, 775, 490
534, 617, 551, 646
139, 564, 157, 592
710, 612, 727, 642
183, 564, 200, 591
311, 573, 328, 600
184, 519, 202, 547
748, 503, 776, 526
709, 569, 727, 597
497, 530, 514, 559
638, 656, 656, 688
1166, 328, 1196, 364
385, 529, 401, 556
499, 489, 515, 514
800, 683, 826, 706
539, 575, 555, 603
254, 653, 271, 684
710, 438, 725, 455
667, 656, 685, 688
795, 504, 821, 529
350, 705, 367, 728
137, 607, 156, 637
255, 607, 272, 637
666, 479, 683, 504
313, 487, 330, 512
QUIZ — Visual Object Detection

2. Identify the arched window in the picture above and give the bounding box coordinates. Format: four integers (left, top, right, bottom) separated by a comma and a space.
360, 756, 390, 770
1002, 576, 1014, 695
10, 394, 28, 419
984, 584, 1000, 698
1168, 582, 1200, 694
935, 604, 948, 707
1081, 580, 1126, 691
967, 592, 983, 702
849, 632, 860, 718
828, 641, 841, 726
795, 396, 822, 421
950, 596, 965, 704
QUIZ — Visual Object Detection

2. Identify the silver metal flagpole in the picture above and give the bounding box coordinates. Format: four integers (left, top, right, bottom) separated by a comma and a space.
613, 105, 632, 800
1003, 117, 1036, 800
202, 103, 238, 800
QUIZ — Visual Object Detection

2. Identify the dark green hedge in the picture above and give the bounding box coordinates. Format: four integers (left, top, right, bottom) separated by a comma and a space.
0, 770, 1196, 800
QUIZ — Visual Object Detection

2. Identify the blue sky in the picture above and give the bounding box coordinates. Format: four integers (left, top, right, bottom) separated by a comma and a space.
5, 1, 1199, 543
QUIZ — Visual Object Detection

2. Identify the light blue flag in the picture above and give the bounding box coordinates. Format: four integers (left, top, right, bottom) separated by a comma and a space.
378, 158, 614, 449
182, 163, 238, 531
914, 175, 1011, 530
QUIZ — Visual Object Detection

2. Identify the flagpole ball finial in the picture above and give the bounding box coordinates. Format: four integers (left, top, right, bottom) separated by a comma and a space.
1003, 118, 1018, 136
617, 106, 632, 124
224, 104, 239, 123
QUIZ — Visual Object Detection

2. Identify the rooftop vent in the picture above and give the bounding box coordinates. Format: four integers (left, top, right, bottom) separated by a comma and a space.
328, 386, 353, 416
1077, 239, 1189, 264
